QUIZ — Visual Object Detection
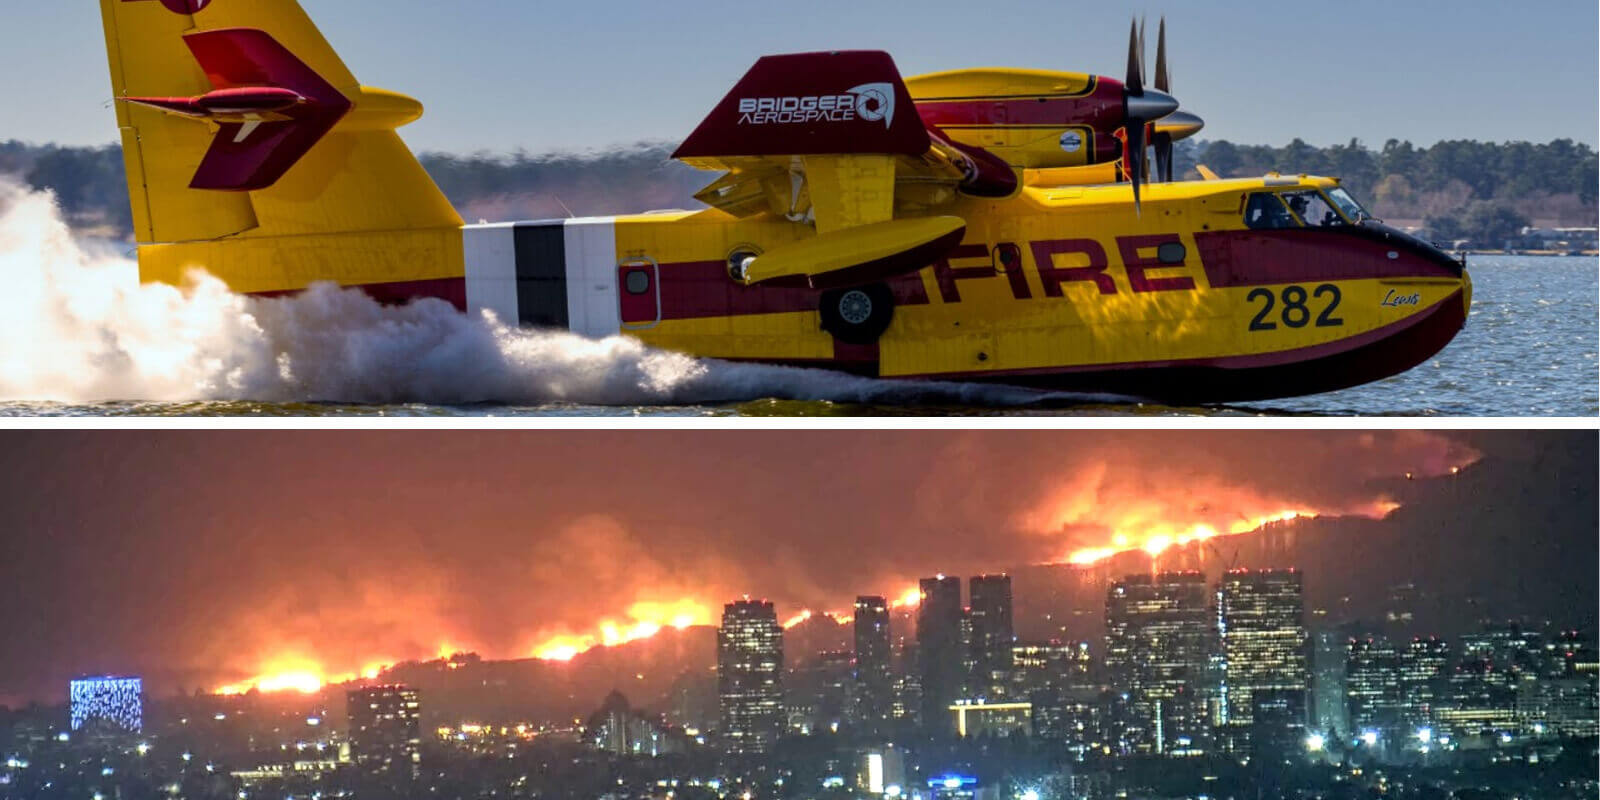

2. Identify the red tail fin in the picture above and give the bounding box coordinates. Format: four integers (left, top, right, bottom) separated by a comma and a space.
124, 28, 352, 191
673, 51, 929, 159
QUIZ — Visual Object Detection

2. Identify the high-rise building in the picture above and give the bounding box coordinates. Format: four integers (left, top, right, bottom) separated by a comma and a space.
1105, 572, 1217, 755
1309, 630, 1350, 737
790, 650, 853, 735
968, 575, 1015, 699
853, 595, 893, 736
346, 685, 421, 778
1217, 570, 1308, 734
587, 691, 685, 757
1345, 638, 1403, 739
718, 599, 785, 754
69, 676, 143, 734
1399, 637, 1451, 725
1012, 640, 1093, 694
917, 575, 965, 732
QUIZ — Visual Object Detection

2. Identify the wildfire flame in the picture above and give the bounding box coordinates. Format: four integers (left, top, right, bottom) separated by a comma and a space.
1063, 509, 1327, 565
532, 599, 712, 662
211, 469, 1444, 696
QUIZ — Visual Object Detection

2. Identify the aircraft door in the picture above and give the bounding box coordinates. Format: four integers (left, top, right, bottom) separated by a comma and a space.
618, 256, 662, 330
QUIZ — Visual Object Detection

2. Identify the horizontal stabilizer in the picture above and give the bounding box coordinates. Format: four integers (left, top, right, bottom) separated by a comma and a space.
674, 51, 930, 160
741, 216, 966, 290
145, 28, 352, 191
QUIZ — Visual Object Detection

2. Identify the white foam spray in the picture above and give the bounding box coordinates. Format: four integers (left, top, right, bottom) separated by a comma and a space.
0, 180, 1092, 408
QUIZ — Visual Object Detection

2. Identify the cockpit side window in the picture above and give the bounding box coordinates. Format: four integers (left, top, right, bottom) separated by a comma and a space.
1281, 190, 1346, 227
1244, 193, 1296, 230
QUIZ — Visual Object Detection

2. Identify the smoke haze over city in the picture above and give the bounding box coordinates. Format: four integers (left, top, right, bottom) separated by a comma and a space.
0, 430, 1589, 710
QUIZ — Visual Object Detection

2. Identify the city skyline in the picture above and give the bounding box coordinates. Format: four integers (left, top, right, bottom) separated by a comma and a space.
0, 430, 1590, 711
18, 566, 1595, 775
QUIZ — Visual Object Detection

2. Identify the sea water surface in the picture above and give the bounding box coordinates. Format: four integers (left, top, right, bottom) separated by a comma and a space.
5, 255, 1592, 418
0, 183, 1593, 417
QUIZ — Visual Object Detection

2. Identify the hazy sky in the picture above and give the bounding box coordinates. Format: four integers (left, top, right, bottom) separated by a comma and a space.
3, 1, 1595, 153
3, 429, 1591, 709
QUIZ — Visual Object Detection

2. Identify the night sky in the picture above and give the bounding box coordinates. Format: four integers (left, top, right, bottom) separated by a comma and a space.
0, 430, 1588, 708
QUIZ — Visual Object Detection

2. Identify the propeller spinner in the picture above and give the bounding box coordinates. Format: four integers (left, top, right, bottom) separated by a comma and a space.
1122, 16, 1206, 209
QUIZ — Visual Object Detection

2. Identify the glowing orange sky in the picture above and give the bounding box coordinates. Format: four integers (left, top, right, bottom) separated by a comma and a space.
0, 430, 1495, 702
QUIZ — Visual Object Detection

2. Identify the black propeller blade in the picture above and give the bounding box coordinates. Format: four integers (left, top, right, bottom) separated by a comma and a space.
1153, 17, 1174, 182
1121, 15, 1176, 212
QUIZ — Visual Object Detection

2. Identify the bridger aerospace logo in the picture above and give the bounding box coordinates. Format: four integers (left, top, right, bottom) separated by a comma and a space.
737, 83, 896, 128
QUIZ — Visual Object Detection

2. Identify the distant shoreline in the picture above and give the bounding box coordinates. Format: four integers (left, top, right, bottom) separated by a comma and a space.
1454, 249, 1598, 257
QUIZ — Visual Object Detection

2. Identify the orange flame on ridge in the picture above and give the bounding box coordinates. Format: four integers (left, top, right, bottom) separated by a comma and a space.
532, 599, 712, 662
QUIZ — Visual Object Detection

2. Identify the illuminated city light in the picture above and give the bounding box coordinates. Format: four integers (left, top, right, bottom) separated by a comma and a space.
1360, 730, 1379, 746
1305, 733, 1326, 752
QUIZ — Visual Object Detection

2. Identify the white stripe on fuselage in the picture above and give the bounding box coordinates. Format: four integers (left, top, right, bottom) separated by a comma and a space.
562, 217, 620, 338
463, 222, 519, 326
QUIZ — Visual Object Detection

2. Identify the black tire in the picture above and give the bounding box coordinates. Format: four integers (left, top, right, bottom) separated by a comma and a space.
819, 283, 895, 345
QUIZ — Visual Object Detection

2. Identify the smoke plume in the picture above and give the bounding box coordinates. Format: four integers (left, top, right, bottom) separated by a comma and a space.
0, 179, 1066, 407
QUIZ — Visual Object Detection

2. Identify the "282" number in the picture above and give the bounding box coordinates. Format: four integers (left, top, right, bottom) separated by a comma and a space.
1247, 284, 1344, 331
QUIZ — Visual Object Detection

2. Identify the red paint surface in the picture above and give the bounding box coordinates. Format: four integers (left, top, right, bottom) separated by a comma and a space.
1031, 239, 1117, 296
1118, 234, 1197, 293
125, 0, 213, 14
620, 260, 935, 324
913, 78, 1126, 133
175, 28, 350, 191
674, 51, 930, 158
1194, 229, 1459, 288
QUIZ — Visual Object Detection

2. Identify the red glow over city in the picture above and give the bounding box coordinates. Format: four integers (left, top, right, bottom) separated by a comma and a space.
190, 434, 1475, 698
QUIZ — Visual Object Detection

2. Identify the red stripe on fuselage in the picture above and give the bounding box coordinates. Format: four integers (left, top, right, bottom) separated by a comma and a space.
624, 261, 932, 323
1194, 229, 1459, 287
913, 79, 1125, 130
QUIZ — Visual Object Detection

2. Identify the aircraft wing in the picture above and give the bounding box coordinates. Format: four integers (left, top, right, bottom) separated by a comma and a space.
675, 51, 1015, 287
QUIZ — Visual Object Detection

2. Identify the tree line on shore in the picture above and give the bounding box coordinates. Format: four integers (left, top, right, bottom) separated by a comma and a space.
3, 137, 1593, 246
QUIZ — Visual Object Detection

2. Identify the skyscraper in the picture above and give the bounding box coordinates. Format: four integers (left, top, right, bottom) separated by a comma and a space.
718, 599, 785, 754
1399, 636, 1451, 725
853, 595, 893, 736
346, 684, 421, 778
968, 574, 1015, 699
1345, 637, 1403, 739
1310, 630, 1350, 737
1217, 570, 1308, 732
1105, 572, 1216, 755
69, 676, 143, 734
917, 575, 964, 732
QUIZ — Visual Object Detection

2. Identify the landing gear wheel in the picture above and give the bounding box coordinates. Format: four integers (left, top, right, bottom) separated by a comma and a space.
820, 283, 895, 345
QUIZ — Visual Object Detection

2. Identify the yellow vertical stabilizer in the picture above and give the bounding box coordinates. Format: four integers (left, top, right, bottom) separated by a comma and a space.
99, 0, 465, 297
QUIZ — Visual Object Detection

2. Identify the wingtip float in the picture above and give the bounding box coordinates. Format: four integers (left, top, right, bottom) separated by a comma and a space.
99, 0, 1469, 403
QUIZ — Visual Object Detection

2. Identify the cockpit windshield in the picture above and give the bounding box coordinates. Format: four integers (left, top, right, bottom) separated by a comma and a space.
1325, 186, 1369, 223
1280, 190, 1346, 227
